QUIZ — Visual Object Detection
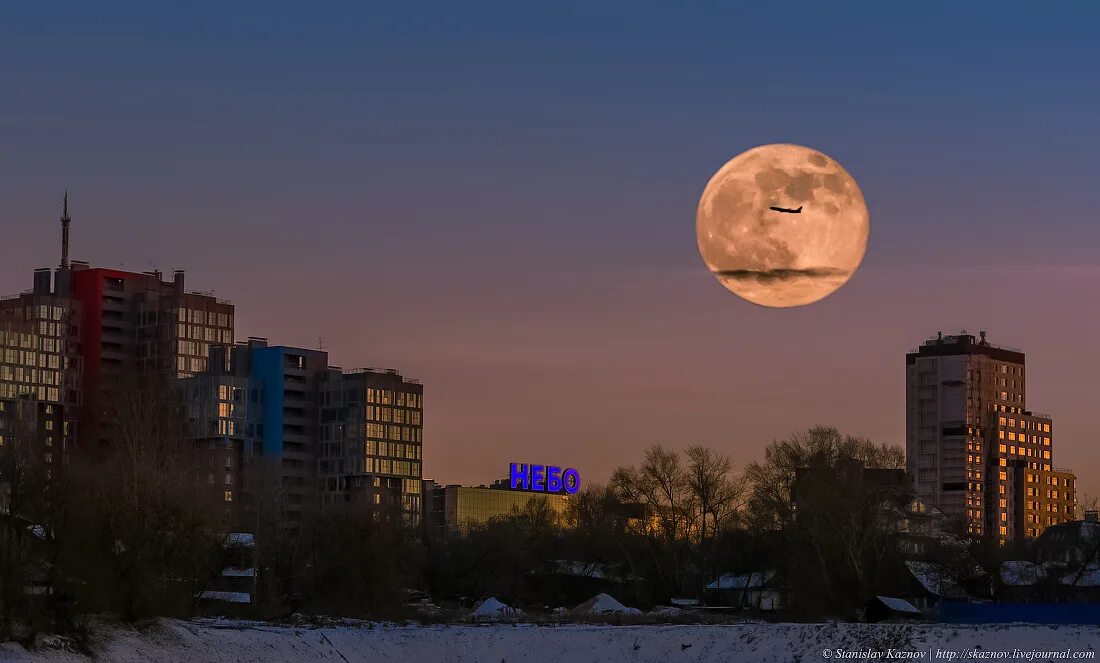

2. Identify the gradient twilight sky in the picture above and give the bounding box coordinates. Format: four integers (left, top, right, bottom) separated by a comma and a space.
4, 3, 1100, 495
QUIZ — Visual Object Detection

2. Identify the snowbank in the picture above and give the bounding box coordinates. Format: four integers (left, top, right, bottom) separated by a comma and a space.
3, 620, 1100, 663
573, 593, 642, 616
471, 597, 524, 621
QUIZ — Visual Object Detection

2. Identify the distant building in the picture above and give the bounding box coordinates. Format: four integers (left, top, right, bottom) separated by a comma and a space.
0, 206, 83, 478
703, 570, 785, 611
319, 367, 424, 523
791, 458, 909, 513
180, 339, 328, 525
180, 340, 425, 526
905, 332, 1077, 543
1035, 514, 1100, 567
178, 350, 261, 518
69, 265, 234, 448
5, 197, 426, 536
1, 196, 235, 458
423, 480, 571, 536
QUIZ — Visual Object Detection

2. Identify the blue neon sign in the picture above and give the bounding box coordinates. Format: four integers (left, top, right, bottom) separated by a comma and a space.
510, 463, 580, 494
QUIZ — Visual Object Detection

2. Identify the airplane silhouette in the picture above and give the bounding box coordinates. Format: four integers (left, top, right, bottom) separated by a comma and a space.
768, 205, 802, 214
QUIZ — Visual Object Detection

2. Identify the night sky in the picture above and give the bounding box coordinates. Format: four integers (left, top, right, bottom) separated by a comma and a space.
4, 3, 1100, 496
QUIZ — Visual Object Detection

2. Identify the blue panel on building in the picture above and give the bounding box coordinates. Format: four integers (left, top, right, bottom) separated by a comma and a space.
250, 346, 285, 457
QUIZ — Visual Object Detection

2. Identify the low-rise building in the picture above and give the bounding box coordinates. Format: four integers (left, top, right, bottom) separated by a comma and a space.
423, 479, 571, 536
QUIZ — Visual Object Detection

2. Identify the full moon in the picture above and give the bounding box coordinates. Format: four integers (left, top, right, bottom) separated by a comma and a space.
695, 144, 869, 307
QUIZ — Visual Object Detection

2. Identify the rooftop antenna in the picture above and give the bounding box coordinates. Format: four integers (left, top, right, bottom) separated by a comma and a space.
60, 191, 71, 269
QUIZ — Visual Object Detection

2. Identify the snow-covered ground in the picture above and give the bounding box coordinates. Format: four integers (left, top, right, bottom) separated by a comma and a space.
3, 619, 1098, 663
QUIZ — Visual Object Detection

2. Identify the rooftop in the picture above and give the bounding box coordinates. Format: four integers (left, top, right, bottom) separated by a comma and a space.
908, 331, 1025, 364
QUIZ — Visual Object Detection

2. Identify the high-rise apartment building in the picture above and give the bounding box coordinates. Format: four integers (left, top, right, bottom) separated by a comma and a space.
7, 197, 426, 533
0, 247, 83, 476
180, 339, 327, 525
319, 368, 424, 522
69, 265, 234, 447
178, 357, 260, 516
181, 341, 425, 526
906, 332, 1077, 543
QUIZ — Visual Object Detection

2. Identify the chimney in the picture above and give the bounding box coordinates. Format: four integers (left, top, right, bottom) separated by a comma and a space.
979, 330, 987, 345
173, 270, 185, 293
1085, 510, 1098, 523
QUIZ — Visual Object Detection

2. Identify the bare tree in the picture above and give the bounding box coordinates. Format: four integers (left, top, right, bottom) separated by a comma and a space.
612, 445, 692, 541
1078, 494, 1099, 520
743, 426, 903, 533
0, 397, 51, 639
684, 446, 743, 544
743, 427, 908, 616
62, 372, 227, 620
240, 456, 312, 617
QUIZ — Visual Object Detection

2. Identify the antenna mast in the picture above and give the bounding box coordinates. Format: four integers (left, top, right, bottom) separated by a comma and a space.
60, 192, 71, 269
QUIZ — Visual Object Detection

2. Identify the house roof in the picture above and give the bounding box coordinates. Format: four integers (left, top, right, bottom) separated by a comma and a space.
873, 596, 921, 614
1061, 564, 1100, 587
706, 569, 777, 591
905, 560, 974, 600
199, 591, 251, 604
224, 533, 255, 548
531, 559, 626, 581
1000, 561, 1045, 587
221, 567, 256, 578
1037, 521, 1100, 550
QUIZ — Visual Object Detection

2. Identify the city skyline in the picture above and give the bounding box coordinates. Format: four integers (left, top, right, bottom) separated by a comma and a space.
4, 4, 1100, 498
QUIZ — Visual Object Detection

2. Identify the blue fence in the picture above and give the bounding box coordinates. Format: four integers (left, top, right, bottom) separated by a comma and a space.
940, 600, 1100, 624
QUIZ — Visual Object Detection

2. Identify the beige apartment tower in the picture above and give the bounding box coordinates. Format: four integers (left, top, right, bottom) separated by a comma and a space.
906, 332, 1076, 543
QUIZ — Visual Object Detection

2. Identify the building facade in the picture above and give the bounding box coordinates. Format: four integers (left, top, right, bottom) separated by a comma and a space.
0, 263, 83, 480
906, 332, 1076, 543
69, 265, 234, 448
180, 339, 328, 525
319, 368, 424, 522
423, 481, 570, 536
180, 340, 425, 526
6, 197, 426, 534
178, 364, 259, 517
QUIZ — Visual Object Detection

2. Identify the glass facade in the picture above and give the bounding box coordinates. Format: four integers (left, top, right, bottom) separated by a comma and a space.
435, 486, 569, 534
0, 293, 79, 472
0, 299, 74, 403
319, 370, 424, 523
179, 373, 260, 513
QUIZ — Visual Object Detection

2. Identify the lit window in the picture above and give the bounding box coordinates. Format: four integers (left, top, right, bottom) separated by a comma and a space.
224, 491, 232, 502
